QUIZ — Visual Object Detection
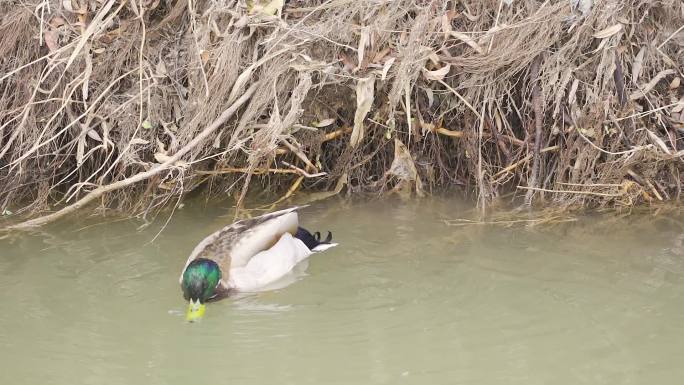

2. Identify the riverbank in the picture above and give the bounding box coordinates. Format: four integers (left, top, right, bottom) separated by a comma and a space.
1, 0, 682, 228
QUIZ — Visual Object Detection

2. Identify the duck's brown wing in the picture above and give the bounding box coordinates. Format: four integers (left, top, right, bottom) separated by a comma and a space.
179, 206, 304, 286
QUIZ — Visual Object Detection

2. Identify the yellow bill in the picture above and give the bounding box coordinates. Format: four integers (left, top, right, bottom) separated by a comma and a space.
186, 299, 206, 322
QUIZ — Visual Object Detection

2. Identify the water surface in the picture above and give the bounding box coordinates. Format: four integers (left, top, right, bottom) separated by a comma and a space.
1, 199, 684, 384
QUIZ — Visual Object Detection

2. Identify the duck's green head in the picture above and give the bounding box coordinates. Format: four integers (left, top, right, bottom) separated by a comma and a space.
181, 258, 221, 322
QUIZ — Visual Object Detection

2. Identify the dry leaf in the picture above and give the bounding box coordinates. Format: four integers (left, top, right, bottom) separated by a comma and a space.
646, 129, 671, 154
50, 16, 66, 28
578, 0, 593, 16
553, 68, 574, 117
147, 0, 161, 10
399, 31, 408, 45
314, 118, 335, 128
154, 152, 172, 163
632, 46, 646, 85
156, 137, 167, 155
156, 59, 168, 76
630, 69, 676, 100
672, 97, 684, 113
449, 31, 483, 54
593, 37, 609, 53
62, 0, 76, 12
356, 26, 371, 71
403, 82, 412, 138
82, 51, 93, 101
423, 64, 451, 81
351, 76, 375, 147
381, 57, 395, 81
263, 0, 284, 15
200, 50, 210, 65
568, 78, 580, 105
44, 30, 60, 52
249, 0, 284, 16
427, 52, 440, 66
570, 0, 593, 16
77, 136, 85, 165
593, 24, 622, 39
129, 138, 150, 145
441, 14, 452, 38
86, 129, 102, 142
670, 77, 680, 89
424, 87, 434, 108
578, 127, 596, 138
101, 121, 112, 151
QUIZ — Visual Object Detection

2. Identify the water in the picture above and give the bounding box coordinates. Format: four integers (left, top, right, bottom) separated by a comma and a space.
1, 199, 684, 385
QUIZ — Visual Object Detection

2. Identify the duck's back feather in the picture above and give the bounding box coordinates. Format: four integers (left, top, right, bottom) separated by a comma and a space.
180, 206, 303, 286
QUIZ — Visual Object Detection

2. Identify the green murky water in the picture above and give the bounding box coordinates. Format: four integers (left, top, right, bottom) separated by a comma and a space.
2, 199, 684, 384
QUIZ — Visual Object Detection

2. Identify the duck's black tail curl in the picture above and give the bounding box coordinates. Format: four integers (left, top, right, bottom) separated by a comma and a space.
295, 227, 333, 251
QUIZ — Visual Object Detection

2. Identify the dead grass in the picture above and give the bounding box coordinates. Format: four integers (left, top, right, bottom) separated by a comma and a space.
1, 0, 683, 229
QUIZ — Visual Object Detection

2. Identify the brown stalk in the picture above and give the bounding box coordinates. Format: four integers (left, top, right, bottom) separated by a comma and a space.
524, 55, 544, 206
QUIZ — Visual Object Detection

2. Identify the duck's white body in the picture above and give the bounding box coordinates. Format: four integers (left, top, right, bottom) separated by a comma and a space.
228, 232, 311, 291
180, 206, 337, 295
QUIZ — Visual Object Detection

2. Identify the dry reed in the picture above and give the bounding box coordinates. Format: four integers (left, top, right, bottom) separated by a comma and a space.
1, 0, 683, 229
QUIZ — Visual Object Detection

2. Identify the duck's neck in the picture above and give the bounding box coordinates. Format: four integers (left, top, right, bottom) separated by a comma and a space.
182, 258, 221, 302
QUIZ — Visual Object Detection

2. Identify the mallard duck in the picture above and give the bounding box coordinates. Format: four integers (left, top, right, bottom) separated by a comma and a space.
179, 206, 337, 321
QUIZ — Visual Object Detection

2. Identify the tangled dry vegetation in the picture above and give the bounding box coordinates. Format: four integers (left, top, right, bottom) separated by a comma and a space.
0, 0, 683, 228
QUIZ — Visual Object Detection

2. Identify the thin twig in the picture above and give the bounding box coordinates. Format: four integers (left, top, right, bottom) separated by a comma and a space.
280, 138, 318, 171
197, 167, 299, 175
494, 145, 559, 179
517, 186, 624, 197
281, 161, 327, 177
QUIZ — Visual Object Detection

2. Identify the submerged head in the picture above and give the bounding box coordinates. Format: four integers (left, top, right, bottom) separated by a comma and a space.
181, 258, 221, 322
